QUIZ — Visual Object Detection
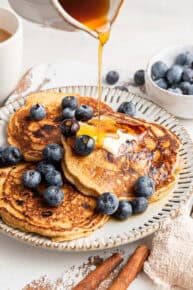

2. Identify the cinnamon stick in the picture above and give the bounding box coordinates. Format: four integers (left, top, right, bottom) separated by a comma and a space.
108, 245, 150, 290
72, 253, 123, 290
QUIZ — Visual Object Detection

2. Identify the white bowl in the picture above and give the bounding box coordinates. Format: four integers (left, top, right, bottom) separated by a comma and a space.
145, 45, 193, 119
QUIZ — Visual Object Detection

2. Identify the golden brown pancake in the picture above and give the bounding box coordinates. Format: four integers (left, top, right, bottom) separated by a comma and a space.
0, 163, 108, 241
8, 92, 112, 162
62, 111, 181, 201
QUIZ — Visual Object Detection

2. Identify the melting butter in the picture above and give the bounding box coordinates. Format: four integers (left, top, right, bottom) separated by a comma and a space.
103, 130, 139, 155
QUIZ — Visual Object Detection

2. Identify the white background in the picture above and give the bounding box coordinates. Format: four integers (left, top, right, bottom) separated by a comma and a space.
1, 0, 193, 289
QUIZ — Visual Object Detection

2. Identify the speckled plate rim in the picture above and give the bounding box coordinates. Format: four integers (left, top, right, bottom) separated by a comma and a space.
0, 85, 193, 252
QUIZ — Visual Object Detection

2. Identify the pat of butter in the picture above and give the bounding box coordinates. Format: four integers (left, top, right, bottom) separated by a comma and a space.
103, 130, 139, 155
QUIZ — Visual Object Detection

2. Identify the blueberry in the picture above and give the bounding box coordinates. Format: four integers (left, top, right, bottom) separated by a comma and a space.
22, 170, 41, 189
45, 169, 63, 187
154, 78, 168, 89
96, 192, 119, 215
166, 65, 183, 85
37, 161, 55, 177
0, 148, 5, 167
3, 146, 22, 166
168, 87, 182, 94
61, 119, 80, 137
151, 61, 168, 80
115, 86, 129, 92
134, 69, 145, 85
117, 101, 136, 117
114, 201, 133, 220
134, 176, 155, 198
187, 84, 193, 95
42, 144, 63, 163
62, 107, 75, 120
106, 71, 120, 85
185, 52, 193, 65
61, 96, 78, 110
43, 186, 64, 207
30, 104, 46, 121
182, 67, 193, 83
131, 197, 148, 214
75, 105, 93, 122
175, 52, 193, 66
175, 52, 188, 65
74, 135, 95, 156
179, 81, 191, 94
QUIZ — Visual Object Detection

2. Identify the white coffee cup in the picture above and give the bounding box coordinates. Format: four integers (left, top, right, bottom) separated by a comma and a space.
0, 7, 23, 104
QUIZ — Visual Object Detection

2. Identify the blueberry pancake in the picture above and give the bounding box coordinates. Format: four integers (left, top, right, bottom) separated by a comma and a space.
8, 92, 112, 162
0, 163, 108, 241
62, 111, 182, 202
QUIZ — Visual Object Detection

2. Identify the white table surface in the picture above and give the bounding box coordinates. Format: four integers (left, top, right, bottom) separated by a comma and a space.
1, 0, 193, 289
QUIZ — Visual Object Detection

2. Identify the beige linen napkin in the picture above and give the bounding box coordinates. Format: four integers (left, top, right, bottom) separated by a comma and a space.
144, 211, 193, 290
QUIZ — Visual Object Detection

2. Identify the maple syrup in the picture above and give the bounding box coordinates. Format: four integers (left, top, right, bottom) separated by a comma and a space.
77, 117, 118, 148
58, 0, 123, 147
58, 0, 110, 30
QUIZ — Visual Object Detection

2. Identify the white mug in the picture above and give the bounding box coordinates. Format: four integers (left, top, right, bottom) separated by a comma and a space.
0, 7, 23, 104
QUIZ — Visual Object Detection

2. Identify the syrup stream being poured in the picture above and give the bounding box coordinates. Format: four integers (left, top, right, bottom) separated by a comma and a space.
58, 0, 123, 147
97, 29, 110, 141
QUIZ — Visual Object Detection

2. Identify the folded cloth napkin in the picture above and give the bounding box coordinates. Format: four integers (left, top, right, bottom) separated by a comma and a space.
144, 213, 193, 290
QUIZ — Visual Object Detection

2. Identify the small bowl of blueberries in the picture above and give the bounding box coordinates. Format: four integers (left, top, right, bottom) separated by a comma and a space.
145, 45, 193, 119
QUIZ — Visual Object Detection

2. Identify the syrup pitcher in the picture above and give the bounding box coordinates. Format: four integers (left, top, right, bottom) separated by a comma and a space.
8, 0, 124, 38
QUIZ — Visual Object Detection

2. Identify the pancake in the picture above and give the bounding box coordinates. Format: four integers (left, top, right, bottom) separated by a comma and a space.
62, 111, 181, 201
8, 92, 112, 162
0, 163, 108, 241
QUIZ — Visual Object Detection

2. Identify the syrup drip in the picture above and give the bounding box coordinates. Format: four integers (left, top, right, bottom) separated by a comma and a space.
97, 29, 110, 140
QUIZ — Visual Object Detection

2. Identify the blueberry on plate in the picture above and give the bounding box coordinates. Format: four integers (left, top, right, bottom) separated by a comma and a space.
179, 81, 191, 94
43, 186, 64, 207
22, 170, 41, 189
62, 107, 75, 120
61, 96, 78, 110
134, 176, 155, 198
187, 84, 193, 95
42, 144, 64, 163
154, 78, 168, 90
0, 148, 5, 167
151, 61, 168, 80
166, 65, 183, 85
115, 86, 129, 92
96, 192, 119, 215
45, 169, 63, 187
117, 101, 136, 117
182, 67, 193, 83
75, 105, 93, 122
3, 146, 23, 166
168, 87, 182, 94
134, 69, 145, 85
30, 104, 46, 121
114, 201, 133, 220
61, 119, 80, 137
131, 197, 148, 214
74, 135, 95, 156
37, 161, 55, 177
106, 71, 120, 85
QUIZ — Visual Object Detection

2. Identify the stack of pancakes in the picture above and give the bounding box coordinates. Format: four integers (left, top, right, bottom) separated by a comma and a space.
0, 92, 181, 241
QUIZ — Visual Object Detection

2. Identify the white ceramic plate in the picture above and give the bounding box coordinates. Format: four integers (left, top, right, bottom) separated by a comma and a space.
0, 85, 193, 251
